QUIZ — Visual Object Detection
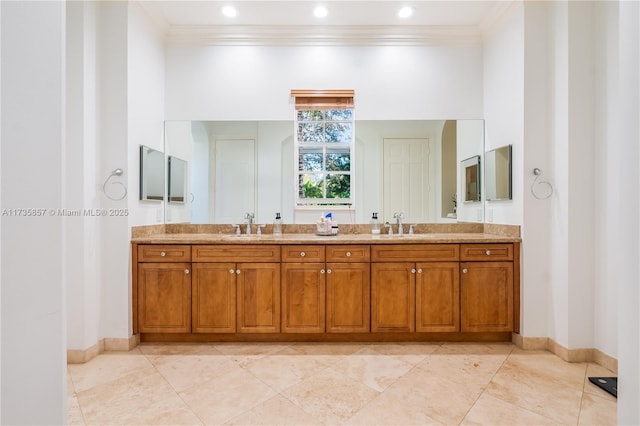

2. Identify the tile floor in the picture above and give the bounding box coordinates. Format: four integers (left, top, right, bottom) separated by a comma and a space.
67, 342, 617, 425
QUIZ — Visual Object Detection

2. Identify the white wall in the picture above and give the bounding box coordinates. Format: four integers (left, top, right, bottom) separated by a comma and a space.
165, 45, 484, 121
0, 2, 67, 423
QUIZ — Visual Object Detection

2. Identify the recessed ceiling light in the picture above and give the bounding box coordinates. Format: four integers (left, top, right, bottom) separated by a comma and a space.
398, 6, 413, 18
314, 6, 328, 18
222, 6, 237, 18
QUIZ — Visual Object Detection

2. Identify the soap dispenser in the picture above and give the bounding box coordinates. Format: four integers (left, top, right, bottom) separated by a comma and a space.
273, 212, 283, 236
371, 212, 380, 234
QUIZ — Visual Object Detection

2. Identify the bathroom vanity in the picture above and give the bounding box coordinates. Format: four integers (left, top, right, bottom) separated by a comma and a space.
132, 226, 520, 343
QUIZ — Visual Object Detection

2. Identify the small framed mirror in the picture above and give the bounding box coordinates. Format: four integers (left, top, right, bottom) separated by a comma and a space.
462, 155, 481, 202
139, 145, 165, 201
485, 145, 512, 201
167, 155, 187, 203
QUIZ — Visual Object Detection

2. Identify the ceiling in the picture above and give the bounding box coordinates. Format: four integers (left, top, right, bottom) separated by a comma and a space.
138, 1, 514, 45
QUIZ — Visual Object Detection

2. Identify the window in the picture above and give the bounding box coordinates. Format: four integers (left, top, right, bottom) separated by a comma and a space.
292, 90, 354, 207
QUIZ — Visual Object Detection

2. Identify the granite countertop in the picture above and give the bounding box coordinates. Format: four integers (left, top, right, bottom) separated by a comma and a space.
131, 232, 520, 245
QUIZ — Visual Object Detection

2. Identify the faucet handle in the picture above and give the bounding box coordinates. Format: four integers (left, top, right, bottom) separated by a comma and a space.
256, 224, 266, 235
384, 222, 393, 235
231, 224, 241, 235
409, 224, 418, 235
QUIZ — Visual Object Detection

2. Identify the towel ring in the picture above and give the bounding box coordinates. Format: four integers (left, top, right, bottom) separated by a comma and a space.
531, 168, 553, 200
103, 168, 127, 201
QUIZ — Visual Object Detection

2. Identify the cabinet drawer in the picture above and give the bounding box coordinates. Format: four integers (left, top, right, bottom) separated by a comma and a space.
192, 245, 280, 262
371, 244, 459, 262
326, 245, 370, 262
460, 244, 513, 261
138, 245, 191, 262
282, 245, 325, 262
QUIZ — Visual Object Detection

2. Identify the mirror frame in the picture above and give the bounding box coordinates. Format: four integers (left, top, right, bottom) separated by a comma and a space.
139, 145, 165, 202
485, 144, 512, 201
167, 155, 187, 204
462, 155, 481, 203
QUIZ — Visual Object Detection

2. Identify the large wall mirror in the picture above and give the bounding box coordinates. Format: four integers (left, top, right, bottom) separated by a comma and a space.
163, 120, 485, 224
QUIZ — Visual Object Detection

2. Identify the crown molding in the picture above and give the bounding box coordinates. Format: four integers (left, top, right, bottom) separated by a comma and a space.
478, 0, 519, 38
164, 24, 483, 47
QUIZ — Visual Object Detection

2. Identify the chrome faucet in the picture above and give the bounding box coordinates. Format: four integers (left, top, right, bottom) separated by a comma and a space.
393, 212, 405, 235
244, 212, 255, 235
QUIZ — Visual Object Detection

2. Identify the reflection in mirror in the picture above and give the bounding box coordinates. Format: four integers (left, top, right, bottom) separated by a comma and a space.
164, 120, 485, 224
168, 156, 187, 203
139, 145, 164, 201
462, 155, 481, 202
485, 145, 512, 201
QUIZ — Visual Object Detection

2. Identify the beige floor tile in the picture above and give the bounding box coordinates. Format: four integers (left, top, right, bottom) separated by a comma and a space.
138, 343, 212, 356
371, 366, 484, 425
67, 371, 76, 396
67, 352, 153, 393
578, 392, 617, 425
151, 353, 241, 393
179, 366, 276, 425
415, 352, 507, 389
242, 346, 330, 392
213, 343, 290, 367
367, 342, 440, 365
434, 342, 515, 356
485, 353, 586, 424
67, 394, 85, 426
225, 395, 323, 425
77, 367, 202, 425
330, 347, 415, 392
461, 393, 557, 425
282, 367, 380, 424
584, 363, 617, 402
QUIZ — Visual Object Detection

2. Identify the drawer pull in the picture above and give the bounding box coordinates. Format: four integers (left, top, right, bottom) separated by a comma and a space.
320, 269, 325, 274
161, 251, 166, 257
236, 269, 241, 274
411, 268, 416, 274
462, 268, 468, 274
327, 269, 332, 274
417, 268, 422, 273
346, 251, 351, 257
486, 250, 491, 256
300, 252, 305, 257
229, 269, 235, 274
184, 269, 190, 275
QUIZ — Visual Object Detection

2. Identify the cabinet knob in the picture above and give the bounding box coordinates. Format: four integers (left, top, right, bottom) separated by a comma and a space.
411, 268, 416, 274
327, 269, 332, 274
346, 251, 351, 257
300, 251, 305, 257
229, 269, 235, 274
462, 268, 468, 274
320, 269, 325, 274
184, 269, 190, 275
417, 268, 422, 273
161, 251, 166, 257
486, 250, 491, 255
236, 269, 241, 274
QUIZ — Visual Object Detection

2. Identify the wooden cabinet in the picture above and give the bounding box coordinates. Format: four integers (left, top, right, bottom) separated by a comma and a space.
460, 244, 514, 332
192, 245, 280, 333
371, 244, 459, 333
326, 245, 370, 333
281, 245, 326, 333
137, 245, 191, 333
416, 262, 460, 332
371, 262, 415, 332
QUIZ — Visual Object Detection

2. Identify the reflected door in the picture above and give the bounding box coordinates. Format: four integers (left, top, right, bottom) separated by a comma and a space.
383, 138, 433, 223
214, 139, 256, 223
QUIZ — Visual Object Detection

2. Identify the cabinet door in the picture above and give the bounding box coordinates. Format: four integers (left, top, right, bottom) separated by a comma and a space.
236, 263, 281, 333
326, 262, 370, 333
138, 263, 191, 333
281, 263, 325, 333
461, 262, 513, 332
192, 263, 236, 333
416, 262, 460, 332
371, 263, 415, 332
